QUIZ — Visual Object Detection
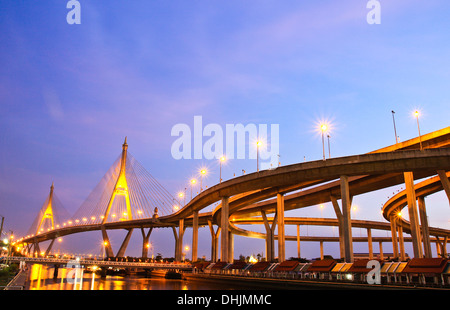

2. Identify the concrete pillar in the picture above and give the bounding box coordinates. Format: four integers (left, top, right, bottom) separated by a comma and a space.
116, 228, 134, 257
297, 225, 301, 259
101, 227, 114, 258
379, 242, 384, 260
418, 197, 432, 258
404, 172, 423, 258
208, 220, 220, 262
174, 219, 184, 261
398, 224, 405, 261
330, 196, 344, 259
340, 175, 353, 263
140, 228, 153, 258
261, 210, 276, 261
221, 196, 229, 262
437, 170, 450, 205
277, 193, 285, 263
389, 214, 399, 259
320, 241, 324, 260
228, 231, 234, 262
192, 210, 199, 262
367, 228, 373, 260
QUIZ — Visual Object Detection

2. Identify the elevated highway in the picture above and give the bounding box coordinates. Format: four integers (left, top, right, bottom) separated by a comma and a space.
15, 127, 450, 263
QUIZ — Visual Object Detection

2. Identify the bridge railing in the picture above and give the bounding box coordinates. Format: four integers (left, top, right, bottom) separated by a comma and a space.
5, 256, 192, 269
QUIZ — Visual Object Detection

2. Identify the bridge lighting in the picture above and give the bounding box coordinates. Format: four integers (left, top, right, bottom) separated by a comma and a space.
219, 156, 226, 183
413, 110, 423, 150
320, 123, 328, 160
190, 178, 197, 200
256, 140, 262, 172
397, 211, 402, 218
200, 169, 207, 192
58, 238, 62, 242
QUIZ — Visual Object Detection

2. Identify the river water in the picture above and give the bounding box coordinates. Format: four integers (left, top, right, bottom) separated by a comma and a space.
24, 264, 254, 290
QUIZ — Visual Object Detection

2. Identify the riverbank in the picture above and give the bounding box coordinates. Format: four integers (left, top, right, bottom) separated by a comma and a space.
182, 272, 447, 290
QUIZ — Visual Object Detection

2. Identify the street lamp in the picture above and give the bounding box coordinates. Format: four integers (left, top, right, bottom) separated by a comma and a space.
391, 110, 398, 144
256, 140, 262, 172
200, 169, 207, 191
219, 156, 226, 183
190, 179, 197, 200
320, 124, 327, 160
178, 191, 185, 207
327, 134, 331, 158
413, 110, 423, 150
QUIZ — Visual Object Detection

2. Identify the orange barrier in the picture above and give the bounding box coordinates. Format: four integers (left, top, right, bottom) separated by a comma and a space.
306, 259, 337, 272
274, 260, 299, 272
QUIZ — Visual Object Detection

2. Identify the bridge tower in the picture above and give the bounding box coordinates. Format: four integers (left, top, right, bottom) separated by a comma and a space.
101, 137, 134, 258
36, 183, 55, 235
102, 137, 132, 224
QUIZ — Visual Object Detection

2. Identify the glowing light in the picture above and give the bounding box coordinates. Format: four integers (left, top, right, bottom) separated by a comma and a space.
220, 156, 226, 162
320, 124, 328, 132
413, 110, 420, 117
191, 179, 197, 185
200, 169, 207, 175
249, 255, 258, 263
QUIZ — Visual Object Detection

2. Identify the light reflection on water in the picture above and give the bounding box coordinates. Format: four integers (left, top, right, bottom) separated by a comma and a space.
25, 264, 246, 290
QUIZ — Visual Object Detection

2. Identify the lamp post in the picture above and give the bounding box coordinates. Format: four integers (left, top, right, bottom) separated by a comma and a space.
256, 140, 262, 172
327, 134, 331, 158
190, 179, 196, 200
200, 169, 206, 191
320, 124, 327, 160
414, 110, 423, 150
219, 156, 226, 183
391, 110, 398, 144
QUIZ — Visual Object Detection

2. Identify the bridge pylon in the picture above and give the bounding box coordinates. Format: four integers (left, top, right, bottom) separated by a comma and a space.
102, 137, 132, 224
101, 137, 134, 258
36, 183, 56, 235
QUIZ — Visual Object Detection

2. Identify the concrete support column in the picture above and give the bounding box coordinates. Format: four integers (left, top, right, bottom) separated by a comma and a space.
101, 227, 114, 258
340, 175, 353, 263
404, 172, 423, 258
228, 231, 234, 262
192, 210, 199, 262
297, 225, 301, 259
367, 228, 373, 260
398, 224, 405, 261
208, 220, 220, 262
331, 196, 344, 259
418, 197, 432, 258
140, 228, 153, 258
174, 219, 184, 261
320, 241, 324, 260
220, 197, 229, 262
437, 170, 450, 205
277, 193, 285, 263
261, 210, 276, 262
116, 228, 134, 257
436, 236, 448, 258
379, 242, 384, 260
389, 214, 399, 259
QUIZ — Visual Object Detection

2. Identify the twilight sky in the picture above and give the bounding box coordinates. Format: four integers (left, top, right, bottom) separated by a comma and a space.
1, 0, 449, 259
